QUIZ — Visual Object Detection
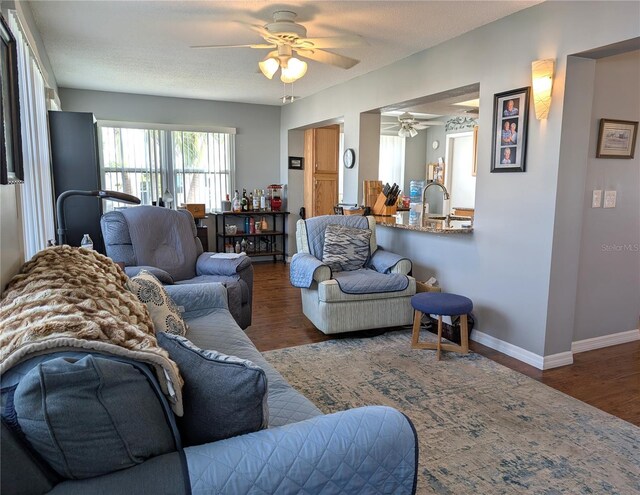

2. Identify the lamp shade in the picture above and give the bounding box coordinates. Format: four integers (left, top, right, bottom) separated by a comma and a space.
532, 58, 555, 119
280, 58, 307, 83
258, 57, 279, 79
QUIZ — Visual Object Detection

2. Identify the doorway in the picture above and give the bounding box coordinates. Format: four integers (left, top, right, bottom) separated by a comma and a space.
445, 131, 476, 209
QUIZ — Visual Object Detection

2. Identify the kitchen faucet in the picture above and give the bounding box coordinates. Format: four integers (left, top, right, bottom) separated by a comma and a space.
422, 182, 450, 218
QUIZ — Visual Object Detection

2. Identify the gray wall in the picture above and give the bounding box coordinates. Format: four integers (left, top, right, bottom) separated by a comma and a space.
403, 130, 428, 197
0, 185, 25, 289
279, 1, 640, 357
572, 50, 640, 341
426, 125, 447, 165
287, 129, 305, 221
544, 56, 596, 354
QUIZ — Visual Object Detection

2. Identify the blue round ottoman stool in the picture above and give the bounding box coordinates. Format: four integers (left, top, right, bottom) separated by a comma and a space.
410, 292, 473, 360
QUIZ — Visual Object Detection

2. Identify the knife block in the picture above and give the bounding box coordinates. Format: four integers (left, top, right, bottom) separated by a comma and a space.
372, 192, 398, 216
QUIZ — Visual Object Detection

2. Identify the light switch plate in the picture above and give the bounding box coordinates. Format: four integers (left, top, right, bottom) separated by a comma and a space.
604, 190, 617, 208
592, 190, 602, 208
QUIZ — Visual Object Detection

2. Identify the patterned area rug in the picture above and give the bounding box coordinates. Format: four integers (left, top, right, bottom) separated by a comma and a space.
263, 329, 640, 494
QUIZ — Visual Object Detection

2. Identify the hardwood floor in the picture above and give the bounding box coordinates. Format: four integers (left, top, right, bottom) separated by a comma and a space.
246, 263, 640, 426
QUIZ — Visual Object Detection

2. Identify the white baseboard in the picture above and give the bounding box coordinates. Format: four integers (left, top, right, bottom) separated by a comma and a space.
471, 330, 544, 369
471, 330, 573, 370
542, 351, 574, 370
571, 328, 640, 354
472, 328, 640, 370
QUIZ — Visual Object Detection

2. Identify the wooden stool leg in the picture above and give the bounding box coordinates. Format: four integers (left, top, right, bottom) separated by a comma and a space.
436, 315, 443, 361
411, 310, 422, 348
460, 314, 469, 354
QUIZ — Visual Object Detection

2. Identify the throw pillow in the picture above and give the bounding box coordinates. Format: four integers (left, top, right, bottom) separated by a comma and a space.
14, 355, 175, 480
128, 270, 187, 336
124, 266, 174, 285
322, 224, 372, 272
157, 332, 268, 447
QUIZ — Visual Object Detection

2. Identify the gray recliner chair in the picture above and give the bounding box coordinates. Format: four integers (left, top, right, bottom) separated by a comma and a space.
290, 215, 416, 334
101, 205, 253, 328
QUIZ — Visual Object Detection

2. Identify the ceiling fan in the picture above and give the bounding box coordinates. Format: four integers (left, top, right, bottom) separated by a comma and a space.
191, 10, 363, 83
382, 112, 444, 138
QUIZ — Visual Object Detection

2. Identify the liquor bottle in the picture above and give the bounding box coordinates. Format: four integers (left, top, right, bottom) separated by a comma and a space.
234, 241, 241, 254
259, 189, 266, 211
241, 238, 248, 252
241, 189, 248, 211
252, 189, 260, 211
248, 192, 254, 211
232, 190, 241, 212
249, 217, 255, 234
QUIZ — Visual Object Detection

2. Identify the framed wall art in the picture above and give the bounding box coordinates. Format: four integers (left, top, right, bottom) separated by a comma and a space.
491, 87, 530, 173
596, 119, 638, 158
288, 156, 304, 170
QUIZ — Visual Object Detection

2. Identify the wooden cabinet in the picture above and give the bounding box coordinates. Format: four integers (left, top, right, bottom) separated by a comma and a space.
312, 176, 338, 217
304, 125, 339, 217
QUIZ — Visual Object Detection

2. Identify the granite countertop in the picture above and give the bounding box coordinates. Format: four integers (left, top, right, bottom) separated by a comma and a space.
374, 212, 474, 234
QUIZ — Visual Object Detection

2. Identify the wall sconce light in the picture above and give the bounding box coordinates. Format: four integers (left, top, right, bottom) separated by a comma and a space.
532, 58, 555, 119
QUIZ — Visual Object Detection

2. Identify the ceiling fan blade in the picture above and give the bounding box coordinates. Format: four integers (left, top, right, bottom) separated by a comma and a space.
293, 35, 365, 50
296, 48, 359, 69
190, 43, 275, 49
247, 23, 278, 42
382, 124, 400, 130
413, 124, 428, 130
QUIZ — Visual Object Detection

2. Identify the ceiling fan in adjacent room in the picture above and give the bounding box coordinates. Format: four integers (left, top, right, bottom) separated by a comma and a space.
382, 112, 444, 138
191, 10, 364, 84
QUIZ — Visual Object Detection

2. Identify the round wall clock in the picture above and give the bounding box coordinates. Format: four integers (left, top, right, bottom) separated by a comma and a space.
343, 148, 356, 169
432, 140, 440, 150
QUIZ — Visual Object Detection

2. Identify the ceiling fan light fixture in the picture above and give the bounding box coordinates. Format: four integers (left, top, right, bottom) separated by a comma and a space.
398, 127, 409, 138
409, 127, 418, 138
280, 57, 307, 83
258, 56, 279, 79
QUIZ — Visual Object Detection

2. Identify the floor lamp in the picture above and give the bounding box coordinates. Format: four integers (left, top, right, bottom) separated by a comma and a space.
56, 189, 140, 246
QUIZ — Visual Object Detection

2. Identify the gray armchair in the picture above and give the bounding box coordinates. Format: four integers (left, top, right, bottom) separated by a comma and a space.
101, 205, 253, 328
290, 215, 416, 334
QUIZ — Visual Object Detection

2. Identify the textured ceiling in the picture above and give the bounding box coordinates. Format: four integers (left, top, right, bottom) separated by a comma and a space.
30, 1, 542, 106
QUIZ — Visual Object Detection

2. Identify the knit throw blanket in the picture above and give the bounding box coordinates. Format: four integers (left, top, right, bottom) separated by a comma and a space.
0, 246, 184, 416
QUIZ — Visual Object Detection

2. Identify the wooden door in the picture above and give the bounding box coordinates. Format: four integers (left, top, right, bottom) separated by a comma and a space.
303, 125, 339, 218
313, 126, 339, 174
313, 176, 338, 217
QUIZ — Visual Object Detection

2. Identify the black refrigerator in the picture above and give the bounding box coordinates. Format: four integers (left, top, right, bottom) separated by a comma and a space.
48, 111, 105, 253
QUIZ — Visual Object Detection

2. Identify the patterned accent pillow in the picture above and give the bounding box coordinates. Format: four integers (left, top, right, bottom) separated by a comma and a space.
128, 271, 188, 336
322, 224, 372, 272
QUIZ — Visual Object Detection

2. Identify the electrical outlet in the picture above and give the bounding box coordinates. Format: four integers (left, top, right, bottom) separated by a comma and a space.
604, 190, 617, 208
592, 190, 602, 208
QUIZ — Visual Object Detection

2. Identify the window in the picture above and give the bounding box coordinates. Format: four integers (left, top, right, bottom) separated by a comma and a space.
101, 127, 163, 209
99, 124, 235, 212
8, 12, 56, 258
173, 131, 234, 211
